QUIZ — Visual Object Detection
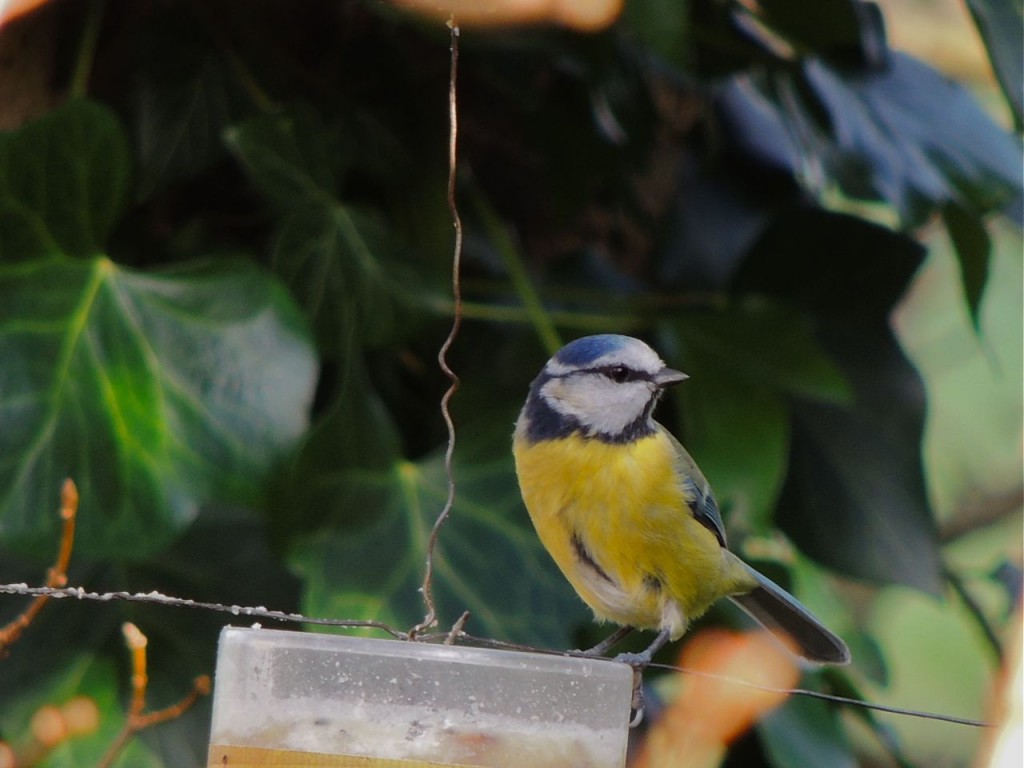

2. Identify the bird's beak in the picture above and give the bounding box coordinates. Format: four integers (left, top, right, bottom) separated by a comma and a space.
655, 367, 689, 387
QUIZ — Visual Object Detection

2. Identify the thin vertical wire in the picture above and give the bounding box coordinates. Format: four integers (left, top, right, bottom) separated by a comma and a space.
411, 20, 462, 639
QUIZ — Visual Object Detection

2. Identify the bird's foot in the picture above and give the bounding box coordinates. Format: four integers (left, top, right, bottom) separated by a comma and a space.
613, 652, 652, 727
613, 650, 653, 668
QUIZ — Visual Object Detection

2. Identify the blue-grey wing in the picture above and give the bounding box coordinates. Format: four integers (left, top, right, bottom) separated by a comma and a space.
656, 422, 727, 548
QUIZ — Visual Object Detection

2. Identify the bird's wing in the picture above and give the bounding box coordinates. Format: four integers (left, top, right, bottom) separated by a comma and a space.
657, 422, 728, 548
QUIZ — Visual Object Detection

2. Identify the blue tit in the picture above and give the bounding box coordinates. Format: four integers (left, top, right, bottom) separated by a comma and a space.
513, 334, 850, 665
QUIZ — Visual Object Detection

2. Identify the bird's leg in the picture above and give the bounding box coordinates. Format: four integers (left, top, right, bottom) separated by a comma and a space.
614, 627, 672, 728
579, 625, 634, 656
613, 627, 672, 667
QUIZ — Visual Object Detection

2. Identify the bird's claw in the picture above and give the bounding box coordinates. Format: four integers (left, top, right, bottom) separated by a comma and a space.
614, 652, 650, 728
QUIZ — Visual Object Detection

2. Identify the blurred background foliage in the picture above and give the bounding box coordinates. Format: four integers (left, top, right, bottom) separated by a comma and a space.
0, 0, 1020, 765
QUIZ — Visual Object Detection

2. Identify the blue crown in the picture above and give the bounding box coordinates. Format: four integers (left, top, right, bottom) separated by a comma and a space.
553, 334, 632, 367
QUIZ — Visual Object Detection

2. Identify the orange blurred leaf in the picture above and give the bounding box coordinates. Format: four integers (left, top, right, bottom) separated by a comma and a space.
631, 629, 801, 768
388, 0, 623, 31
0, 0, 54, 27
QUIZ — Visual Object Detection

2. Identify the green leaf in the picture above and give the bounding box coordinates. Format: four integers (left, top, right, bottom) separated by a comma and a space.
672, 300, 852, 404
0, 99, 130, 259
282, 369, 589, 648
0, 258, 317, 559
965, 0, 1024, 131
672, 366, 789, 534
660, 302, 849, 532
737, 210, 943, 594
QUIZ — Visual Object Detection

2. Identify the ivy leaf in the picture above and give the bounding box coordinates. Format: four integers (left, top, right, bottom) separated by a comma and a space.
737, 209, 942, 594
672, 368, 789, 535
661, 301, 849, 532
133, 8, 239, 198
225, 107, 341, 209
0, 99, 130, 259
282, 368, 588, 648
227, 108, 423, 353
0, 258, 317, 559
671, 300, 851, 404
271, 203, 422, 350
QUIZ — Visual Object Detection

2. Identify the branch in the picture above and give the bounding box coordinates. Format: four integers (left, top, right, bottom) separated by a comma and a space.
0, 479, 79, 653
96, 623, 211, 768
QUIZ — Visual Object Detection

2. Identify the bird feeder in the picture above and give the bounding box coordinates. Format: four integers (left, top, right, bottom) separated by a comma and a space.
207, 626, 634, 767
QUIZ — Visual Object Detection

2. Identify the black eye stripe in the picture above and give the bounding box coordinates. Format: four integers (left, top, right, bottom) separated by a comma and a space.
592, 364, 646, 383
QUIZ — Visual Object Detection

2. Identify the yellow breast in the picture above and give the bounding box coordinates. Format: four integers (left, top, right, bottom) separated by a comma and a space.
513, 429, 740, 634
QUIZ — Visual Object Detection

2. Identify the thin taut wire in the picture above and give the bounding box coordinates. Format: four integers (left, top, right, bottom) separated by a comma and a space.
411, 20, 462, 639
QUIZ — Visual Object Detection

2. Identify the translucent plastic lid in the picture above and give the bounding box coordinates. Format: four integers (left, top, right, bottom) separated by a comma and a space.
208, 626, 633, 767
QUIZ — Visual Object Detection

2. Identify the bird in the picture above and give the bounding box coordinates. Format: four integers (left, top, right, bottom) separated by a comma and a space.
512, 334, 850, 667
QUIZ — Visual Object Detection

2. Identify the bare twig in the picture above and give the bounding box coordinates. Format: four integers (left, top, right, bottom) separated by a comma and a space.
0, 479, 79, 652
97, 623, 211, 768
411, 18, 463, 640
444, 610, 471, 645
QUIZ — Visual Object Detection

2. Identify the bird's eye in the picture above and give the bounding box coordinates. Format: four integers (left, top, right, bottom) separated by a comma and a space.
607, 365, 631, 383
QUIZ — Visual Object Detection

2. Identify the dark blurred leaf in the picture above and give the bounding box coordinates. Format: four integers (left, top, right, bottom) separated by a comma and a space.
282, 368, 588, 647
965, 0, 1024, 131
227, 107, 423, 353
225, 107, 341, 209
272, 203, 424, 351
0, 99, 129, 260
134, 12, 238, 198
783, 390, 941, 593
269, 363, 403, 535
737, 209, 926, 318
759, 693, 857, 768
942, 203, 991, 331
737, 210, 942, 593
0, 259, 317, 558
657, 148, 799, 289
755, 0, 870, 59
673, 300, 851, 403
664, 301, 850, 531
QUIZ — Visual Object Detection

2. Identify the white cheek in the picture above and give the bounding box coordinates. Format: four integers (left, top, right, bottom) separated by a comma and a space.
541, 377, 652, 435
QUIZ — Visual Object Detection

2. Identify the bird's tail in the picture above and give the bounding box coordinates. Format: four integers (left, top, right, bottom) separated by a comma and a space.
729, 564, 850, 665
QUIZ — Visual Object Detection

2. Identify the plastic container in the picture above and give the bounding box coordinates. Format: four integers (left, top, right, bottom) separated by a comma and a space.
207, 626, 634, 767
